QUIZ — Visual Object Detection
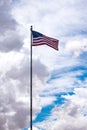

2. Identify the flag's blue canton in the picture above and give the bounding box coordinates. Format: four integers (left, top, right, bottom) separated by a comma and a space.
32, 31, 43, 38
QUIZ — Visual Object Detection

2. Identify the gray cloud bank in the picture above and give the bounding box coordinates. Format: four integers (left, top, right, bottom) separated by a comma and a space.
0, 0, 23, 52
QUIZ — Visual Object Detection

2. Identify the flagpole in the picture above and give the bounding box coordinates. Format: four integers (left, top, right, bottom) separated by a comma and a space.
30, 26, 33, 130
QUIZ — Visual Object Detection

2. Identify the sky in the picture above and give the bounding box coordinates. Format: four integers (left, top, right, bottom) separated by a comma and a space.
0, 0, 87, 130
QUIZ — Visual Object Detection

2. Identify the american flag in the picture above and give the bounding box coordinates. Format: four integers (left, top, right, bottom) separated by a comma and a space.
32, 30, 59, 50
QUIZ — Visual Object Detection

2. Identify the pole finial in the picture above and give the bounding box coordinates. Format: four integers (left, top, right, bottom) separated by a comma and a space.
30, 26, 33, 31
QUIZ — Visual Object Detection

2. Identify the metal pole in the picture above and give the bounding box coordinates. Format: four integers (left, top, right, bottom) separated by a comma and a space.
30, 26, 33, 130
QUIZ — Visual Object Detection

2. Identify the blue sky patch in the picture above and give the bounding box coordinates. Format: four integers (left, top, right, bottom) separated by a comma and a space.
47, 65, 87, 83
33, 91, 74, 124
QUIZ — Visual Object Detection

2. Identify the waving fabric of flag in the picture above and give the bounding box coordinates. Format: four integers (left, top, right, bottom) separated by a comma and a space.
32, 30, 59, 50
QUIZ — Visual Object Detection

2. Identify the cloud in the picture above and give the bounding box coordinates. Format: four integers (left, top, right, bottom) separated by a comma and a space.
0, 31, 24, 52
0, 49, 49, 130
65, 38, 87, 57
0, 0, 24, 52
0, 0, 17, 34
0, 81, 29, 130
0, 51, 29, 129
13, 0, 87, 37
33, 59, 49, 82
28, 127, 40, 130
